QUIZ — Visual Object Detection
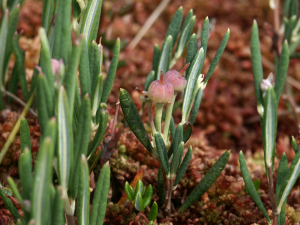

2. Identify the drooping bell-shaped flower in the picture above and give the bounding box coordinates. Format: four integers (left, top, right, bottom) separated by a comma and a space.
164, 63, 189, 92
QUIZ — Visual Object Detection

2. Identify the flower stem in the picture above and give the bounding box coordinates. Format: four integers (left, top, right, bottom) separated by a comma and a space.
154, 103, 164, 133
148, 101, 156, 135
163, 93, 177, 143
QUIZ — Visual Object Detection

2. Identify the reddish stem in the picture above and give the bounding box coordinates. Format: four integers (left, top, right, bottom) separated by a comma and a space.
159, 71, 164, 84
179, 63, 190, 76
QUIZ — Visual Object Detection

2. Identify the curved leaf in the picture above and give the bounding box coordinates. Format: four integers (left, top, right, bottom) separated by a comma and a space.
174, 146, 192, 186
154, 132, 170, 175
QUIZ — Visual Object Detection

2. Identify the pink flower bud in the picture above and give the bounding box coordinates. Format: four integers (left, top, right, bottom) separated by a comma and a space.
164, 63, 189, 92
260, 79, 272, 93
51, 59, 63, 75
148, 71, 174, 103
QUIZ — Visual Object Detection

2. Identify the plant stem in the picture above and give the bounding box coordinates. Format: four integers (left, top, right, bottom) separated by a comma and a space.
148, 101, 156, 135
164, 178, 173, 216
268, 166, 278, 225
154, 103, 164, 134
65, 214, 76, 225
0, 92, 35, 164
163, 93, 177, 144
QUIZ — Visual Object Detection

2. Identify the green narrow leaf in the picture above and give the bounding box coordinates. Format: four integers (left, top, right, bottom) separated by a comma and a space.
182, 48, 204, 124
13, 34, 29, 101
133, 180, 144, 200
158, 167, 165, 204
142, 184, 153, 208
91, 74, 103, 117
72, 0, 81, 18
51, 188, 64, 225
0, 10, 9, 88
31, 137, 54, 225
77, 155, 90, 225
156, 36, 172, 80
183, 123, 193, 143
274, 41, 289, 104
152, 44, 160, 73
20, 117, 31, 153
39, 73, 54, 117
182, 9, 193, 28
204, 29, 230, 84
64, 37, 83, 116
80, 0, 103, 47
189, 88, 203, 124
134, 191, 144, 212
172, 124, 183, 156
19, 148, 33, 223
173, 16, 195, 63
180, 150, 230, 210
0, 186, 24, 223
154, 132, 170, 175
144, 70, 155, 91
174, 146, 192, 186
291, 136, 298, 153
282, 0, 292, 19
276, 153, 288, 204
57, 87, 73, 199
284, 15, 297, 43
89, 41, 102, 91
148, 202, 158, 222
277, 145, 300, 214
239, 151, 271, 223
119, 88, 153, 154
185, 34, 197, 80
201, 17, 209, 56
52, 0, 71, 64
170, 142, 184, 176
250, 20, 264, 108
42, 0, 55, 31
263, 88, 277, 168
124, 181, 133, 201
95, 164, 110, 225
101, 38, 120, 104
165, 6, 183, 47
3, 5, 19, 81
169, 116, 175, 140
69, 94, 91, 200
80, 39, 91, 97
7, 177, 23, 205
87, 107, 108, 156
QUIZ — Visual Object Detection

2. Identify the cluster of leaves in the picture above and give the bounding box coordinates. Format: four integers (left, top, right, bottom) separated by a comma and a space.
0, 0, 120, 224
120, 6, 231, 215
239, 0, 300, 223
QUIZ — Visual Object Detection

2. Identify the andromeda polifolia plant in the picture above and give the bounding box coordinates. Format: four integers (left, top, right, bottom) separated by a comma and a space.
0, 0, 120, 224
120, 7, 231, 216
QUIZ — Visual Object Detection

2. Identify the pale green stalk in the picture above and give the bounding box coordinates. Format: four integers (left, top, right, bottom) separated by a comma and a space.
154, 103, 164, 134
163, 93, 177, 143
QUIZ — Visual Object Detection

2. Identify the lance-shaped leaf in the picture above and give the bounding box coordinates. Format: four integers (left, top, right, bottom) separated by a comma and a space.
57, 87, 73, 198
158, 166, 165, 204
182, 48, 204, 124
101, 38, 120, 104
91, 74, 103, 117
42, 0, 55, 31
89, 41, 102, 90
284, 15, 297, 43
52, 0, 71, 63
77, 155, 90, 225
7, 177, 23, 206
134, 191, 144, 212
201, 17, 209, 57
119, 88, 153, 154
69, 94, 91, 200
169, 116, 175, 140
80, 0, 103, 47
189, 88, 203, 124
19, 148, 33, 223
39, 73, 54, 117
144, 70, 155, 91
204, 29, 230, 84
250, 20, 264, 108
80, 39, 91, 97
165, 6, 183, 47
3, 5, 19, 83
263, 88, 277, 168
124, 181, 134, 201
51, 187, 64, 225
180, 150, 230, 210
133, 180, 144, 199
0, 10, 9, 88
291, 136, 299, 153
142, 184, 153, 208
148, 202, 158, 222
152, 44, 160, 74
36, 74, 50, 134
239, 151, 271, 224
90, 164, 110, 225
156, 36, 172, 80
88, 108, 108, 156
172, 123, 183, 156
0, 185, 24, 223
64, 36, 83, 116
13, 34, 29, 101
185, 34, 197, 80
277, 144, 300, 214
183, 123, 193, 143
274, 41, 289, 104
154, 132, 170, 175
170, 141, 184, 176
31, 137, 54, 225
282, 0, 292, 20
39, 27, 55, 97
173, 16, 195, 64
20, 117, 31, 153
174, 146, 192, 186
